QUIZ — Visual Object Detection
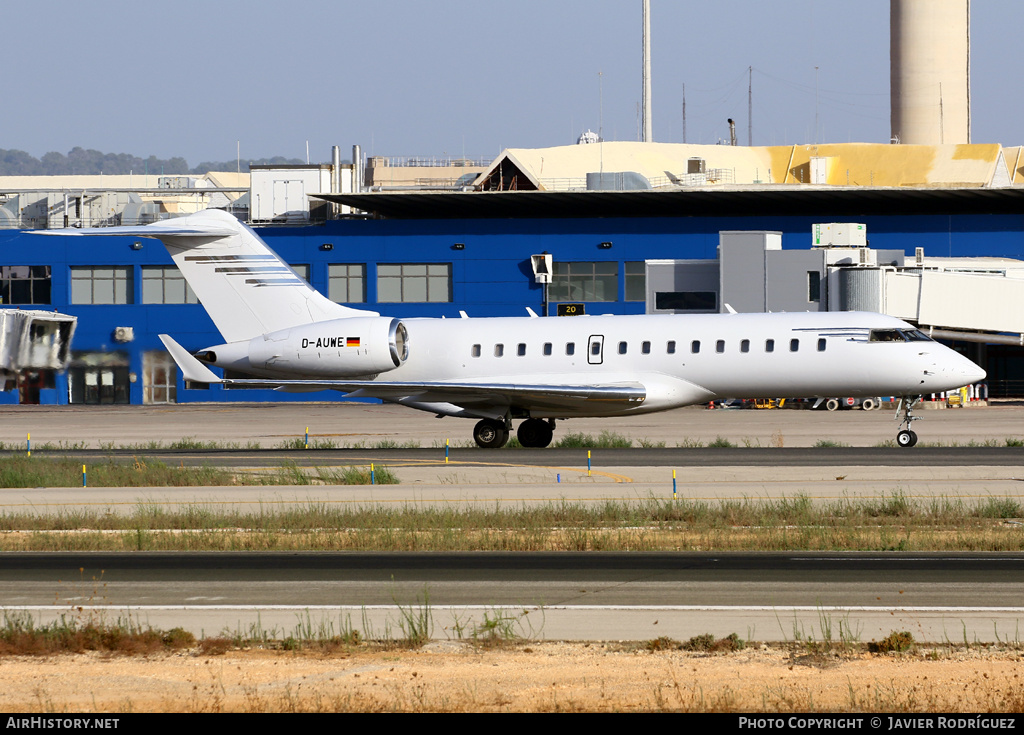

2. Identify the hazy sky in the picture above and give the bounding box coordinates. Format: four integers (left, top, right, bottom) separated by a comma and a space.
3, 1, 1019, 164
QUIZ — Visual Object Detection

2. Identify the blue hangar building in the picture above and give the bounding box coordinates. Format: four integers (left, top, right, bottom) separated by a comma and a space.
2, 186, 1023, 405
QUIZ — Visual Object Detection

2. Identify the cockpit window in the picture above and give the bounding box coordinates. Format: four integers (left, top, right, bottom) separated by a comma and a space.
869, 328, 933, 343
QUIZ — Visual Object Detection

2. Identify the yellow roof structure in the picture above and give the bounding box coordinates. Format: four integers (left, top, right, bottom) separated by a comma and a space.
478, 141, 1015, 191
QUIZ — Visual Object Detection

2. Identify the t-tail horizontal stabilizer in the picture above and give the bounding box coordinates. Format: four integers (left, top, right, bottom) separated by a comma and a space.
158, 335, 222, 385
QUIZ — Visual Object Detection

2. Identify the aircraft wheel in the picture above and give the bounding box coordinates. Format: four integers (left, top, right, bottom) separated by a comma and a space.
896, 429, 918, 448
474, 419, 509, 449
825, 398, 840, 411
518, 419, 553, 448
861, 398, 876, 411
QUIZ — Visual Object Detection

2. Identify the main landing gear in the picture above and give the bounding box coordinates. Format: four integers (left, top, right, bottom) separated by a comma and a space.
895, 396, 922, 448
473, 419, 509, 449
472, 418, 555, 448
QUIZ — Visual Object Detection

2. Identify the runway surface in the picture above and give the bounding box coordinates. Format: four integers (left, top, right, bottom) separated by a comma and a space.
3, 552, 1023, 643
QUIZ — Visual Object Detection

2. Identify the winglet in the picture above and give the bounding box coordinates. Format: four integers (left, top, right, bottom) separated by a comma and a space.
158, 335, 222, 384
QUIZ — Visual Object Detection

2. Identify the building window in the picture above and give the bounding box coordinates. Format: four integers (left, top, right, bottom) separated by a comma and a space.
290, 264, 310, 283
549, 261, 618, 302
625, 261, 646, 301
378, 263, 451, 303
655, 291, 717, 312
808, 271, 821, 303
0, 266, 51, 305
328, 264, 366, 303
142, 266, 197, 304
70, 266, 133, 305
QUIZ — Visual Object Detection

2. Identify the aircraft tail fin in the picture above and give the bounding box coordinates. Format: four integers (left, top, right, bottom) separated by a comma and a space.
38, 210, 378, 342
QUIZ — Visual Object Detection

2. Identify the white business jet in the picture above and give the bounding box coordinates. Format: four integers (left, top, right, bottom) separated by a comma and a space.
42, 209, 985, 448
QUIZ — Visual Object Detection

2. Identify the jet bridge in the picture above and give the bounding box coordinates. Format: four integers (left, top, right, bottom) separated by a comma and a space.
0, 309, 77, 391
835, 260, 1024, 341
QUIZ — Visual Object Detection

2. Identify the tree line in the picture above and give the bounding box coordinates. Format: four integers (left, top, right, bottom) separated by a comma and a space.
0, 147, 306, 176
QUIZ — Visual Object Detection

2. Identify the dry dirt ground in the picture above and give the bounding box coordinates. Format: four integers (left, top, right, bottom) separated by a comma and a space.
3, 642, 1024, 713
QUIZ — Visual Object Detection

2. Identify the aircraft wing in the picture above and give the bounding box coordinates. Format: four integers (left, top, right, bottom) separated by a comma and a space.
159, 334, 645, 415
32, 222, 239, 238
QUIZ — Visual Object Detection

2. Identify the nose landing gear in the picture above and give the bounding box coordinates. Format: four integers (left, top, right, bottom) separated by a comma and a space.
895, 396, 922, 448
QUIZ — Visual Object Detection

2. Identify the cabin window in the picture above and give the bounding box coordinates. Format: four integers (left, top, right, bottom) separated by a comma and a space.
328, 264, 367, 303
667, 340, 676, 354
618, 341, 627, 355
765, 339, 775, 353
141, 265, 197, 305
716, 340, 725, 353
642, 341, 651, 354
494, 344, 504, 357
566, 342, 575, 356
817, 338, 827, 352
591, 341, 601, 356
691, 340, 701, 354
471, 344, 481, 358
517, 343, 526, 356
740, 339, 750, 353
544, 342, 553, 355
0, 266, 52, 305
790, 338, 800, 352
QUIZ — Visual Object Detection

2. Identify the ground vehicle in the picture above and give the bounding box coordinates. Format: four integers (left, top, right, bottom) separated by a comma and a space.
820, 396, 883, 411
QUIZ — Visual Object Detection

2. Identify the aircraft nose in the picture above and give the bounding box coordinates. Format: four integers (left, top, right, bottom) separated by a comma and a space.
951, 353, 986, 385
965, 361, 987, 384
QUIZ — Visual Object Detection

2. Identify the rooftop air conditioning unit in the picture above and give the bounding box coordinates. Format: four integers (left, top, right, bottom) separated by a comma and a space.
113, 327, 134, 343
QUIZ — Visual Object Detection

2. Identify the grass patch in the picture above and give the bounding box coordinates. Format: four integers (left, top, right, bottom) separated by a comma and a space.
1, 493, 1022, 552
869, 630, 915, 654
642, 633, 745, 653
554, 431, 633, 449
0, 611, 196, 655
0, 454, 397, 488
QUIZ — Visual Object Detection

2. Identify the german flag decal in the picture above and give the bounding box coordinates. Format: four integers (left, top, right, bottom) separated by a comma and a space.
346, 337, 360, 347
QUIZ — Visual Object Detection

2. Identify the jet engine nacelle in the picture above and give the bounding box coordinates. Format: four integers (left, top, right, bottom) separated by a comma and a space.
199, 317, 408, 378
